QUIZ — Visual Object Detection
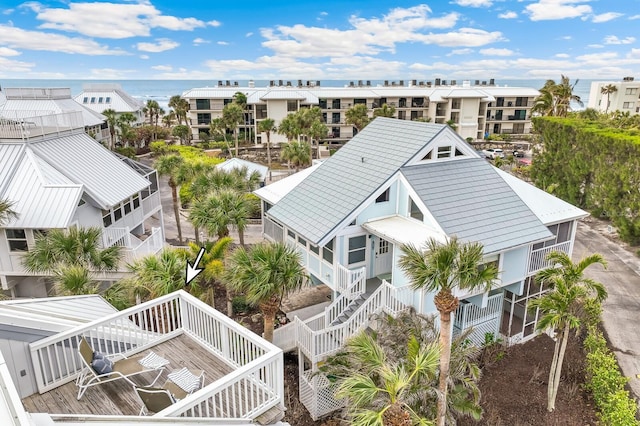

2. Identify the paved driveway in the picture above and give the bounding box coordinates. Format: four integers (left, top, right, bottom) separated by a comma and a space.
573, 221, 640, 400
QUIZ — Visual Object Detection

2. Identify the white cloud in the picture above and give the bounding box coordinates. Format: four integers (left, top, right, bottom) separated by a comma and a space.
217, 41, 229, 46
498, 11, 518, 19
446, 48, 474, 56
136, 38, 179, 53
24, 2, 209, 39
0, 56, 33, 73
88, 68, 137, 79
2, 8, 14, 15
140, 54, 149, 59
151, 65, 172, 71
588, 44, 604, 48
560, 35, 572, 40
629, 15, 640, 20
554, 53, 570, 58
208, 20, 221, 27
246, 32, 253, 37
525, 0, 592, 21
604, 35, 635, 45
479, 47, 515, 56
193, 38, 209, 46
0, 47, 20, 56
592, 12, 623, 23
452, 0, 493, 7
0, 24, 127, 55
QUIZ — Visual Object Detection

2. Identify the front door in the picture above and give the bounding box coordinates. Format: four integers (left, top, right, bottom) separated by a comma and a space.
374, 237, 393, 277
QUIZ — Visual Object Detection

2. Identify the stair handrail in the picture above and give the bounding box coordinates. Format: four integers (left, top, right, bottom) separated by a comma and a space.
324, 266, 366, 326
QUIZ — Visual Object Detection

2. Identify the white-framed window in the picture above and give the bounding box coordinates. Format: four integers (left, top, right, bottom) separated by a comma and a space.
376, 188, 390, 203
348, 235, 366, 265
132, 194, 140, 210
113, 203, 123, 222
409, 198, 424, 221
323, 239, 334, 264
625, 88, 637, 95
623, 102, 635, 109
437, 145, 452, 158
310, 245, 319, 255
102, 210, 112, 227
297, 235, 307, 247
6, 229, 28, 252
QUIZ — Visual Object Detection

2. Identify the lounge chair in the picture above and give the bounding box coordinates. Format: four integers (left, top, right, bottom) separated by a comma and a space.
75, 337, 169, 400
135, 368, 205, 415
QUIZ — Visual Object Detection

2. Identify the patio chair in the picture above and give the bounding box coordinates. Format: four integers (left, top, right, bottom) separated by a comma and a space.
75, 337, 170, 400
135, 368, 205, 415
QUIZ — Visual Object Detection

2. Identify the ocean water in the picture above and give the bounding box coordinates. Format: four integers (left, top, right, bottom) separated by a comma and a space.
0, 78, 594, 111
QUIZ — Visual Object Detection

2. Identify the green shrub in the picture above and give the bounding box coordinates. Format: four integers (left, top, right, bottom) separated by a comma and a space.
115, 146, 136, 158
232, 296, 252, 313
150, 140, 176, 156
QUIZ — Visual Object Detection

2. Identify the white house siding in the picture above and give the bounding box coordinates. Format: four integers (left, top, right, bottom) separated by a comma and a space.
501, 245, 529, 284
267, 100, 289, 144
0, 339, 37, 398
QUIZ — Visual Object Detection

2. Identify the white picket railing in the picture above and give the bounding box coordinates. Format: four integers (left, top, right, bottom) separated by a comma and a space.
122, 227, 164, 264
28, 291, 283, 421
453, 293, 504, 347
101, 227, 131, 248
528, 241, 571, 274
324, 265, 366, 325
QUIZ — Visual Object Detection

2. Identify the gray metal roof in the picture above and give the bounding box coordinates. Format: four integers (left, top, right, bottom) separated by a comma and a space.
267, 118, 445, 245
29, 133, 150, 209
401, 158, 553, 254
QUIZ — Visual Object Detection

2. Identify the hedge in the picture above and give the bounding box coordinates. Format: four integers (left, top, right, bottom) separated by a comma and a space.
582, 299, 638, 425
532, 117, 640, 244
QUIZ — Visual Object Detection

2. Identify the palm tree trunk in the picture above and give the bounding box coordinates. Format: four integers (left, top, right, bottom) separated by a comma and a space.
549, 322, 571, 411
436, 310, 453, 426
234, 128, 239, 157
227, 289, 234, 317
546, 327, 562, 411
266, 133, 272, 178
238, 229, 245, 247
260, 301, 279, 343
194, 225, 200, 245
170, 184, 183, 243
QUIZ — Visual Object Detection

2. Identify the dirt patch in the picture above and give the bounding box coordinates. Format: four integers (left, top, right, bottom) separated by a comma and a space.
468, 334, 598, 426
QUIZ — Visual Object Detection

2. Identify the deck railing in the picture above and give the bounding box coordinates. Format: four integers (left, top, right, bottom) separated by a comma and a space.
528, 241, 571, 274
122, 227, 163, 265
101, 227, 131, 248
325, 265, 366, 325
28, 291, 283, 421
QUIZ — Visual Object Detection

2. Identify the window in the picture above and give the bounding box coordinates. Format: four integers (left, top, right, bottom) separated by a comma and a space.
625, 88, 637, 95
105, 97, 111, 103
113, 204, 123, 222
437, 146, 452, 159
310, 245, 319, 255
623, 102, 635, 109
409, 198, 423, 221
422, 150, 433, 161
124, 199, 132, 215
323, 239, 334, 264
332, 99, 341, 109
297, 236, 307, 247
6, 229, 28, 252
132, 195, 140, 210
197, 113, 211, 125
376, 188, 390, 203
348, 235, 366, 265
196, 99, 210, 110
90, 97, 96, 104
83, 97, 88, 104
98, 97, 103, 103
102, 210, 112, 227
287, 100, 298, 112
77, 198, 86, 206
287, 230, 295, 239
319, 99, 327, 109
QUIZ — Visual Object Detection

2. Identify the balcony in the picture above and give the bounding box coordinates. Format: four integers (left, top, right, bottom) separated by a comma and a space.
0, 111, 84, 142
528, 241, 571, 274
101, 226, 164, 267
23, 291, 283, 422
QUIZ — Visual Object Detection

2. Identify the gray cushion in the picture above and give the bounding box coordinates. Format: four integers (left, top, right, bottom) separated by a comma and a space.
91, 351, 113, 375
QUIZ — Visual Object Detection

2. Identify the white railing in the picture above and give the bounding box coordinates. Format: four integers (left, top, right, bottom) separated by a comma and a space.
0, 350, 31, 426
101, 227, 131, 248
263, 217, 284, 242
455, 293, 503, 329
28, 291, 283, 421
122, 227, 163, 264
0, 111, 83, 140
296, 281, 409, 364
528, 241, 571, 274
142, 191, 161, 217
324, 265, 366, 325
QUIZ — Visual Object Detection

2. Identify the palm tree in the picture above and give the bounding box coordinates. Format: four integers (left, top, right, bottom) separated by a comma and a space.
555, 75, 583, 117
345, 104, 370, 132
529, 251, 607, 412
399, 237, 497, 426
334, 332, 439, 425
155, 154, 186, 243
225, 242, 307, 342
0, 198, 18, 226
23, 227, 122, 275
182, 237, 232, 306
102, 108, 118, 149
308, 119, 328, 159
532, 80, 557, 116
600, 84, 618, 114
126, 248, 189, 302
258, 118, 276, 172
281, 140, 311, 172
373, 103, 396, 118
189, 189, 250, 246
162, 111, 175, 128
143, 100, 162, 140
168, 95, 189, 125
223, 103, 244, 157
117, 112, 137, 146
277, 113, 301, 142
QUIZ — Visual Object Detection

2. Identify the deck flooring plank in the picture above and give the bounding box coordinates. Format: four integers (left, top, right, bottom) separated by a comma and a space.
21, 333, 245, 417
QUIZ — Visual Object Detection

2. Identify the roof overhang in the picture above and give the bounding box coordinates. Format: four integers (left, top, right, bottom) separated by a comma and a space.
362, 215, 448, 248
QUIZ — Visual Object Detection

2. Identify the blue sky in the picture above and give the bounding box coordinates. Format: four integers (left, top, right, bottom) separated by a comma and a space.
0, 0, 639, 80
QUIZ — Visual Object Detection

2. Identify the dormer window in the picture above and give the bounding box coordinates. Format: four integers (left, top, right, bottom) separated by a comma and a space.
98, 97, 103, 103
105, 97, 111, 103
422, 150, 433, 161
83, 97, 88, 104
437, 146, 451, 158
90, 97, 96, 104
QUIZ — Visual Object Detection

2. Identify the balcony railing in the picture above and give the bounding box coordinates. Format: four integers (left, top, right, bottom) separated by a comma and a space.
528, 241, 571, 274
0, 111, 84, 141
29, 291, 283, 420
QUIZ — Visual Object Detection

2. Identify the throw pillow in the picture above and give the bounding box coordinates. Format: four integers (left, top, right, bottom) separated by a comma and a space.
91, 351, 114, 375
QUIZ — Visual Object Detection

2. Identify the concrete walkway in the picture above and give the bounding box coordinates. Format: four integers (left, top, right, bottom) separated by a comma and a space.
573, 220, 640, 401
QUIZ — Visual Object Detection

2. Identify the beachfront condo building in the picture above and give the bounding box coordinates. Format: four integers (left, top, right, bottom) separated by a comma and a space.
182, 79, 539, 145
588, 77, 640, 114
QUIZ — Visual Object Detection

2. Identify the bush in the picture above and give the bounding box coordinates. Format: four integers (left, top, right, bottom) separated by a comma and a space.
115, 146, 136, 158
232, 296, 252, 313
150, 141, 176, 156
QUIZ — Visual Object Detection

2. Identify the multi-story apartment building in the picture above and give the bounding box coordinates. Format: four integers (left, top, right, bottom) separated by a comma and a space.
182, 79, 539, 145
0, 110, 165, 298
588, 77, 640, 114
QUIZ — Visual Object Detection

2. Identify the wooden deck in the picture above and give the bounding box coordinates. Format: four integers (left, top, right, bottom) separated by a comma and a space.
22, 334, 234, 416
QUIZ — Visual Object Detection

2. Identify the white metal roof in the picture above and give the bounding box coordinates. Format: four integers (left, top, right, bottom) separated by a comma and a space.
308, 88, 379, 99
216, 158, 269, 182
181, 87, 243, 98
362, 215, 448, 248
0, 143, 23, 195
495, 168, 589, 224
254, 164, 321, 204
0, 295, 117, 333
29, 133, 151, 209
1, 149, 82, 229
260, 90, 308, 100
0, 98, 105, 127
